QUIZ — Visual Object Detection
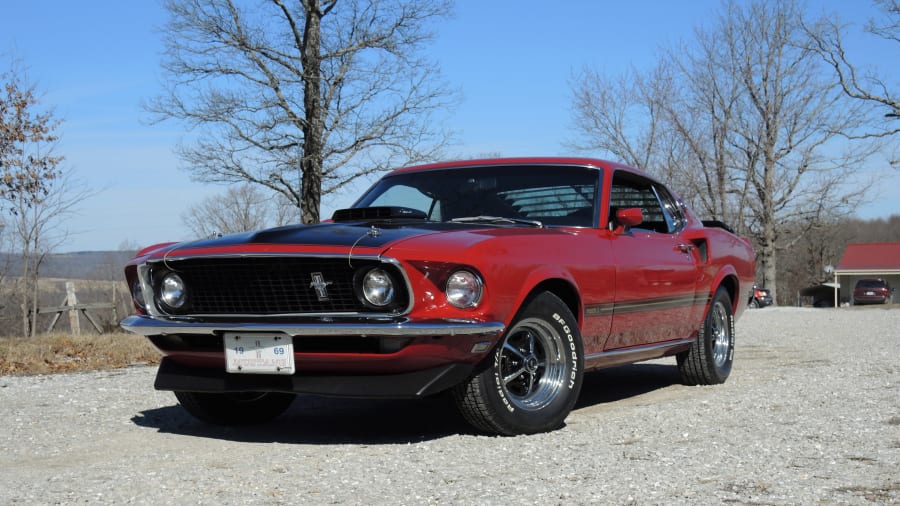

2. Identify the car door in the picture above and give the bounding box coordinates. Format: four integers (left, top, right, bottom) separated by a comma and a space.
605, 173, 702, 349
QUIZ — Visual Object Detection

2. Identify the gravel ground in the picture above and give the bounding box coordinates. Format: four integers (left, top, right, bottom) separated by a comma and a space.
1, 307, 898, 505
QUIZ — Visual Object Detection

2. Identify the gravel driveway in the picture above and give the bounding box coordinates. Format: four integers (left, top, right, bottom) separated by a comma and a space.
2, 307, 898, 505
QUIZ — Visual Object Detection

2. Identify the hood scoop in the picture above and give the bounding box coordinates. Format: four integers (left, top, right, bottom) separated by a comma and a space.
332, 206, 428, 222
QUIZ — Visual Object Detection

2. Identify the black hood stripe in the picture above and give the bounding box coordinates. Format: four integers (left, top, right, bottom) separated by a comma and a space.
180, 222, 461, 250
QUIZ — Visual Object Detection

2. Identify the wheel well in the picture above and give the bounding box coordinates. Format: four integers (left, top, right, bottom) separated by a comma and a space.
719, 275, 738, 311
528, 279, 581, 324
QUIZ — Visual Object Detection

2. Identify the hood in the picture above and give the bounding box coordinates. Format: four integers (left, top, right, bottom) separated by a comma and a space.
250, 221, 442, 248
140, 219, 570, 261
146, 221, 481, 258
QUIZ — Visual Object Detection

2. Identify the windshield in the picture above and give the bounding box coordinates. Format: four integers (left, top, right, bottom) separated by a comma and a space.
353, 165, 600, 227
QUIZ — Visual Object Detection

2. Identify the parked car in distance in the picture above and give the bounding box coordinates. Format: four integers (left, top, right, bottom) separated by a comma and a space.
121, 157, 757, 435
853, 278, 894, 305
749, 286, 773, 308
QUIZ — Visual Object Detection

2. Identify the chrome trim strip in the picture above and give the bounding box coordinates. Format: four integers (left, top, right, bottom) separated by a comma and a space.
120, 315, 505, 338
584, 338, 694, 361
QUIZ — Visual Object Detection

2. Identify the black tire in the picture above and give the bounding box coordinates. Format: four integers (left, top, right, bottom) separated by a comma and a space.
452, 292, 584, 436
174, 391, 296, 425
749, 298, 760, 309
677, 286, 734, 385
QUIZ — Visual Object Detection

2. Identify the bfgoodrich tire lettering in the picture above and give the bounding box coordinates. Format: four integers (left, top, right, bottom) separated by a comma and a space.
678, 286, 734, 385
174, 391, 296, 425
453, 292, 584, 435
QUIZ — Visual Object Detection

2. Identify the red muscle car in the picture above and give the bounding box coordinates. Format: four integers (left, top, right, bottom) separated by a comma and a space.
121, 157, 756, 435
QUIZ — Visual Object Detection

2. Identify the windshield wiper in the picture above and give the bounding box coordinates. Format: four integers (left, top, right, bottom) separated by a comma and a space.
448, 216, 544, 228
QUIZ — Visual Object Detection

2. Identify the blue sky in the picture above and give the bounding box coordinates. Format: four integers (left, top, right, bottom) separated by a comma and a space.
1, 0, 897, 252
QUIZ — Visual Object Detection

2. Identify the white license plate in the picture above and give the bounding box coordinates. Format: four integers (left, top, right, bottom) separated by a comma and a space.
866, 291, 875, 296
224, 333, 295, 375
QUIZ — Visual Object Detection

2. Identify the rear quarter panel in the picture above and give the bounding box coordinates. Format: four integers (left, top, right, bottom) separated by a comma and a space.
698, 226, 756, 320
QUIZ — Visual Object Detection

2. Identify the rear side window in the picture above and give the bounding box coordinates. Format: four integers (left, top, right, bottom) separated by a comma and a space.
610, 172, 679, 233
654, 185, 686, 232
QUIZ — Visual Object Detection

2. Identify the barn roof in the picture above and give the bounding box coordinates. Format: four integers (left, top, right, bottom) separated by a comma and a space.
835, 242, 900, 273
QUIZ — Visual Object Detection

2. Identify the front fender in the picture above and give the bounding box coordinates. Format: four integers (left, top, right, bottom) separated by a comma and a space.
507, 267, 583, 327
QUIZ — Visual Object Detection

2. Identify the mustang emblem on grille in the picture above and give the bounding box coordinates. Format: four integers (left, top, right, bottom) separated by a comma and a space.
309, 272, 333, 301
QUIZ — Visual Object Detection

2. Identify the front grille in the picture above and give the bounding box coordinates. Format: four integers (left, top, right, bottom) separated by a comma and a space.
149, 256, 407, 315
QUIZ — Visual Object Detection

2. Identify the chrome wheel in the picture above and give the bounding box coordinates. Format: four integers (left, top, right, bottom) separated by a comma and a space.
453, 292, 584, 435
677, 286, 734, 385
499, 318, 567, 411
710, 301, 730, 368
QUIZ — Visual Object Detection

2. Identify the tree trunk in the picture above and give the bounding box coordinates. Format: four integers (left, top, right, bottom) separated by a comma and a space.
21, 250, 31, 337
300, 3, 324, 224
760, 224, 778, 305
29, 264, 39, 337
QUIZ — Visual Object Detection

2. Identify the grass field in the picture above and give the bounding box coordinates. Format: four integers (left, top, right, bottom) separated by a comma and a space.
0, 332, 160, 376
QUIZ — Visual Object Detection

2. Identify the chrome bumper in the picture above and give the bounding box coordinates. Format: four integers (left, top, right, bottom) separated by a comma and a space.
120, 314, 505, 338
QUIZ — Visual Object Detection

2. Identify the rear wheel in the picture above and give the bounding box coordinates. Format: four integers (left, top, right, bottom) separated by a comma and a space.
453, 292, 584, 435
678, 286, 734, 385
174, 391, 296, 425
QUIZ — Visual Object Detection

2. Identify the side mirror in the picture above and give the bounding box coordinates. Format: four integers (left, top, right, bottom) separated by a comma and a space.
614, 207, 644, 234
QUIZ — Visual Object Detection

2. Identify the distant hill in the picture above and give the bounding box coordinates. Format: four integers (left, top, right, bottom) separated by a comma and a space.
0, 251, 136, 281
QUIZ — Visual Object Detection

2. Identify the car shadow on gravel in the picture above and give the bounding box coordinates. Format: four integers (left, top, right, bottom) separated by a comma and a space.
131, 362, 683, 444
575, 363, 683, 410
132, 393, 472, 444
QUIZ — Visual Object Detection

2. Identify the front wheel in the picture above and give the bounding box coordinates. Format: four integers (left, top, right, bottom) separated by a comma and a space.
677, 286, 734, 385
174, 391, 296, 425
453, 292, 584, 435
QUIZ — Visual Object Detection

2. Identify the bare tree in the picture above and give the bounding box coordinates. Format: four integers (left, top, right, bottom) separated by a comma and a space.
9, 173, 90, 336
568, 0, 881, 303
1, 65, 90, 336
182, 183, 302, 238
0, 216, 7, 288
1, 65, 61, 335
569, 55, 744, 228
805, 0, 899, 143
569, 67, 664, 172
723, 0, 880, 301
148, 0, 457, 224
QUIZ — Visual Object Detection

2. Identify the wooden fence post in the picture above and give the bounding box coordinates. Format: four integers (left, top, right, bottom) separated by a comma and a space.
66, 281, 81, 335
40, 282, 112, 335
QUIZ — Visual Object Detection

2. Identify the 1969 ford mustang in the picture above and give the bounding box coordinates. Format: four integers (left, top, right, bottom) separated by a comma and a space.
122, 157, 755, 435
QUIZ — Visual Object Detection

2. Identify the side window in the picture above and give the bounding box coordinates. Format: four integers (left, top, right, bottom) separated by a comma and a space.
653, 185, 686, 233
609, 172, 673, 234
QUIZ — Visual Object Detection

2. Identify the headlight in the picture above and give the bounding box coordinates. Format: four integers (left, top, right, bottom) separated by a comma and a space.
159, 273, 187, 310
446, 270, 483, 309
361, 268, 395, 307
